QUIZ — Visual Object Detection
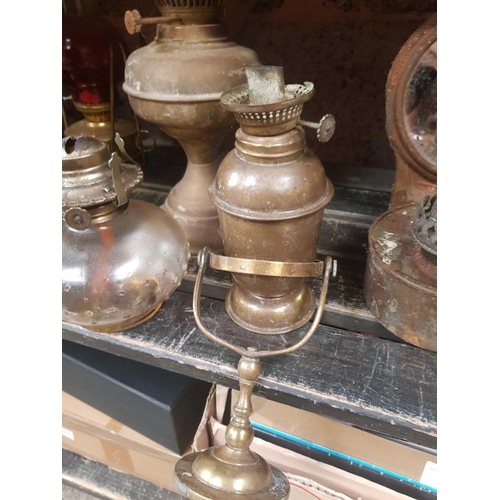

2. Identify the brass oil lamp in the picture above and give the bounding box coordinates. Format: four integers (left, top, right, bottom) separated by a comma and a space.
386, 14, 437, 207
62, 135, 189, 333
175, 247, 335, 499
122, 0, 260, 252
62, 17, 146, 157
207, 66, 336, 334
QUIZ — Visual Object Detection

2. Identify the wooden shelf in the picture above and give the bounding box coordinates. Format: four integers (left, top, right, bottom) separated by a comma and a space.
63, 290, 436, 450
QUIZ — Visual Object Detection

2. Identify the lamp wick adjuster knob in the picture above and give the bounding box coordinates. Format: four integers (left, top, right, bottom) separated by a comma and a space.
124, 9, 178, 35
298, 114, 336, 143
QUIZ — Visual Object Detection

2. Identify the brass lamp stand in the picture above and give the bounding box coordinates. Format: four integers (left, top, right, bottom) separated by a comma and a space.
174, 247, 334, 499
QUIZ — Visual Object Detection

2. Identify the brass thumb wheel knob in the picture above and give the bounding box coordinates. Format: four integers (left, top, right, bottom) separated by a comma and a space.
124, 9, 142, 34
299, 114, 336, 143
124, 9, 181, 35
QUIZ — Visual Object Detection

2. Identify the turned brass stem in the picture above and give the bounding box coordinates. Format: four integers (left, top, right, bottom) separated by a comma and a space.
225, 352, 260, 451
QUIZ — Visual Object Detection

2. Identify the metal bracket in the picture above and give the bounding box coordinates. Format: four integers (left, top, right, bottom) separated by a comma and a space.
192, 247, 335, 359
208, 253, 325, 278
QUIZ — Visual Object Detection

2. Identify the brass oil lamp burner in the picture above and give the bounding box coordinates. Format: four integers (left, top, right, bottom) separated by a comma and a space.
62, 17, 147, 158
175, 248, 335, 499
62, 135, 189, 333
364, 16, 437, 351
122, 0, 260, 252
207, 66, 336, 334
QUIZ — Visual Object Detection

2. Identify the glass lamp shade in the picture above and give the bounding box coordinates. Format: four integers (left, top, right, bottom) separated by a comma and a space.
62, 17, 125, 106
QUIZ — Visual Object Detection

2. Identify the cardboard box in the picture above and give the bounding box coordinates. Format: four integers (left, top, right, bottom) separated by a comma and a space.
227, 388, 436, 489
62, 389, 211, 493
63, 386, 421, 500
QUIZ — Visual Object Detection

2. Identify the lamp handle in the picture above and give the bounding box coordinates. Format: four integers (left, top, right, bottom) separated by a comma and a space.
192, 247, 334, 359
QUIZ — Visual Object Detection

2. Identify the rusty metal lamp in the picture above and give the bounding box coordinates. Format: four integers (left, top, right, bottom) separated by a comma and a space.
62, 17, 150, 158
386, 14, 437, 207
62, 135, 189, 333
122, 0, 260, 253
174, 247, 334, 499
207, 66, 335, 334
364, 17, 437, 351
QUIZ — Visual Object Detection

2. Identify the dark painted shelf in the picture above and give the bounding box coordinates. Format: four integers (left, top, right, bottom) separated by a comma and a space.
63, 291, 437, 450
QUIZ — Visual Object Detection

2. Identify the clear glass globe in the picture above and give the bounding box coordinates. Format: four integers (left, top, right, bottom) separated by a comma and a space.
62, 199, 189, 332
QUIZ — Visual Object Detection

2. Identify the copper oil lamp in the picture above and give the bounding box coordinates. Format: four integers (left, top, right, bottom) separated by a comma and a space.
386, 14, 437, 207
62, 135, 189, 333
62, 17, 149, 158
206, 66, 336, 334
174, 247, 335, 499
122, 0, 260, 253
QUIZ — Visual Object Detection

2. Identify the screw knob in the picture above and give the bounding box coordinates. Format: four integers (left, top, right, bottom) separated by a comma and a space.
298, 114, 336, 143
316, 114, 336, 143
124, 9, 142, 35
64, 207, 92, 231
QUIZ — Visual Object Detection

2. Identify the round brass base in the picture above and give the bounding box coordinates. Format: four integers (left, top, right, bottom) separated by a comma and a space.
84, 303, 163, 334
174, 452, 289, 500
225, 282, 315, 335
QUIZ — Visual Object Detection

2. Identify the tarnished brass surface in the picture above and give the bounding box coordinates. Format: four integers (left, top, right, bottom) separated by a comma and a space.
364, 203, 437, 351
123, 21, 259, 252
210, 82, 334, 333
386, 14, 437, 207
174, 249, 333, 498
73, 102, 111, 123
209, 254, 324, 278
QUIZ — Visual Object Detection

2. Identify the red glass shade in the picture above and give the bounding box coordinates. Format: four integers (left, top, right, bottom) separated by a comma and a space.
62, 17, 125, 106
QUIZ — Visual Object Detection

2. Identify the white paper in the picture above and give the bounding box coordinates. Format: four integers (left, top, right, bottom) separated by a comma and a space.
62, 427, 74, 441
420, 461, 437, 489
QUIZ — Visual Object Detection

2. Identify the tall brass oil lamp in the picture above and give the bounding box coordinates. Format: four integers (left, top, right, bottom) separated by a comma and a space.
175, 247, 335, 499
207, 66, 336, 334
122, 0, 260, 252
364, 16, 437, 351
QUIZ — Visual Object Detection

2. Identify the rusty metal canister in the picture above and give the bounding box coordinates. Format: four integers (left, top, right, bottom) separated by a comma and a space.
364, 195, 437, 350
208, 66, 336, 334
